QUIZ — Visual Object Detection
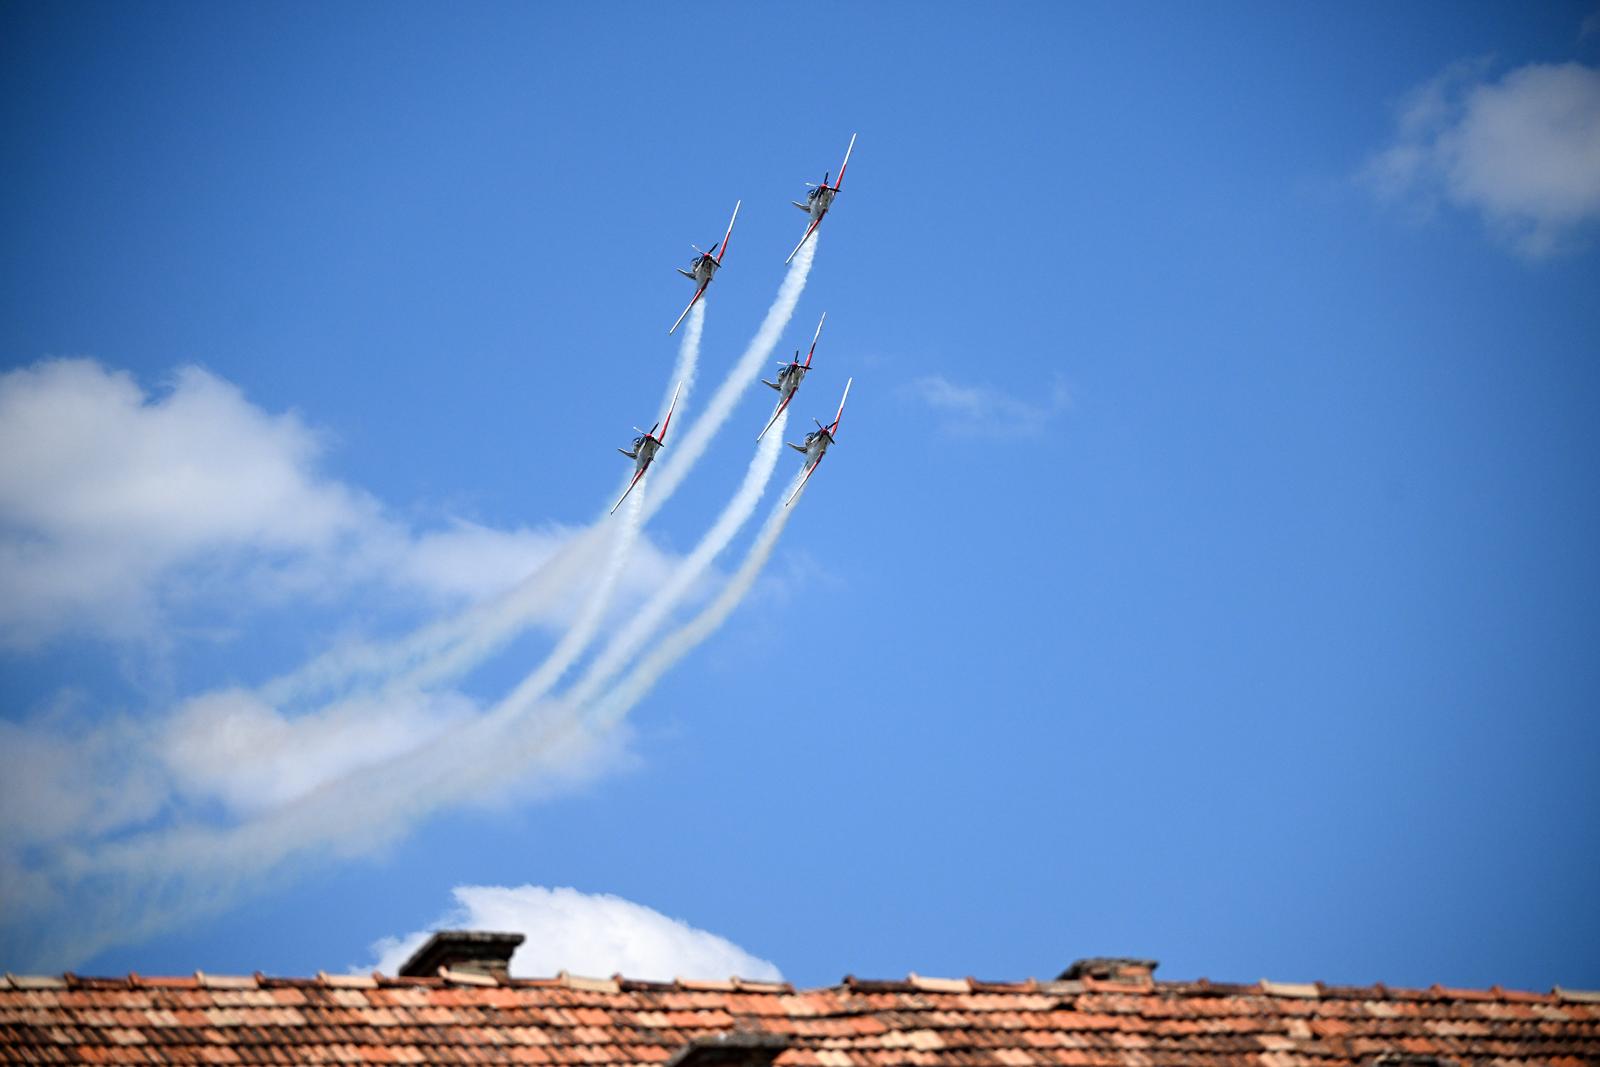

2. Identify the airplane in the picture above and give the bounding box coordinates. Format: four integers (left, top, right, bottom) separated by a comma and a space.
785, 377, 852, 506
785, 133, 856, 265
610, 381, 683, 515
669, 201, 741, 335
757, 312, 825, 442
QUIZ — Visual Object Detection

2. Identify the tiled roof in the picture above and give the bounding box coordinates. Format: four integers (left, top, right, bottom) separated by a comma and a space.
3, 970, 1598, 1065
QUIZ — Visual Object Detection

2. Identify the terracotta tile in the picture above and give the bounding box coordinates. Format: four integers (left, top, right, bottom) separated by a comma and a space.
5, 972, 1598, 1065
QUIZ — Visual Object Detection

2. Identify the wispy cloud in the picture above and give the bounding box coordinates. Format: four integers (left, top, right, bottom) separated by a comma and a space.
0, 358, 686, 965
1362, 59, 1600, 257
902, 374, 1070, 439
0, 254, 811, 970
0, 359, 673, 650
365, 885, 782, 981
0, 223, 831, 970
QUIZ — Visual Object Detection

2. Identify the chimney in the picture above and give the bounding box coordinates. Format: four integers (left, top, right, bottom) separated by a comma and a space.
665, 1032, 787, 1067
1057, 957, 1159, 985
398, 930, 524, 980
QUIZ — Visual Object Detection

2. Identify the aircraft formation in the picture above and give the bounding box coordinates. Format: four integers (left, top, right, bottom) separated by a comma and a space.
612, 134, 858, 516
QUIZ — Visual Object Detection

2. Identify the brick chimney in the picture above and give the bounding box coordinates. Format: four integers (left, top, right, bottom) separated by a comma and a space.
398, 931, 524, 980
1057, 957, 1159, 984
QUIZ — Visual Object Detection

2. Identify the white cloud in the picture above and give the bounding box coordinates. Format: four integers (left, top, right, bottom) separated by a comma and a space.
0, 358, 743, 970
902, 374, 1070, 438
1364, 60, 1600, 256
0, 358, 689, 652
0, 359, 370, 645
367, 885, 782, 982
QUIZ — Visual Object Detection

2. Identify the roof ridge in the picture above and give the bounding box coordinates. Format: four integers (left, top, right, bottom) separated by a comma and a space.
906, 973, 972, 993
0, 970, 1584, 1004
195, 971, 258, 989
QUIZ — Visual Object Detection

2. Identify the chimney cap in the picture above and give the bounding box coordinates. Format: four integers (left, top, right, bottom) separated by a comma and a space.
398, 930, 525, 979
665, 1032, 788, 1067
1057, 957, 1160, 983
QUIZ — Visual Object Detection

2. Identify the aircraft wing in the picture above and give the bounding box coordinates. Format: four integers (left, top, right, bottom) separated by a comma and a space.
756, 393, 793, 442
804, 311, 825, 367
668, 286, 705, 335
784, 453, 823, 507
610, 466, 647, 515
832, 133, 857, 190
715, 200, 740, 263
828, 377, 853, 435
658, 380, 684, 442
785, 216, 823, 265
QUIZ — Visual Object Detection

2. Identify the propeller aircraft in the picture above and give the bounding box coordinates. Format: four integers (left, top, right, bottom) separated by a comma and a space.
757, 312, 826, 442
785, 133, 856, 265
611, 381, 683, 515
669, 201, 741, 335
785, 377, 852, 506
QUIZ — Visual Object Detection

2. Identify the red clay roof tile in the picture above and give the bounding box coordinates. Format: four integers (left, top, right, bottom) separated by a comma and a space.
3, 972, 1597, 1065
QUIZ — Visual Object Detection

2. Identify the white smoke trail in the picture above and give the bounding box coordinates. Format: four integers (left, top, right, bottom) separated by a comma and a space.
663, 298, 703, 422
592, 469, 806, 731
450, 297, 704, 717
643, 234, 817, 519
496, 485, 644, 713
15, 461, 800, 972
255, 526, 593, 708
26, 492, 646, 968
567, 410, 788, 708
4, 255, 810, 970
261, 300, 709, 708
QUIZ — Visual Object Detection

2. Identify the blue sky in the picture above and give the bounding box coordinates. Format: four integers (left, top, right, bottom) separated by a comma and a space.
3, 1, 1599, 991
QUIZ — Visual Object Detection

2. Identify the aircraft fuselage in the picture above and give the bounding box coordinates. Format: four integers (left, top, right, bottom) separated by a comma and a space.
685, 254, 719, 287
632, 435, 662, 471
775, 362, 808, 400
801, 185, 836, 221
621, 434, 663, 473
790, 427, 832, 465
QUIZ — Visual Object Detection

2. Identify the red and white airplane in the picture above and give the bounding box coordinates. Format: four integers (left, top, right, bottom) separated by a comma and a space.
611, 381, 683, 515
785, 134, 856, 265
756, 312, 825, 442
669, 201, 740, 335
785, 377, 852, 506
